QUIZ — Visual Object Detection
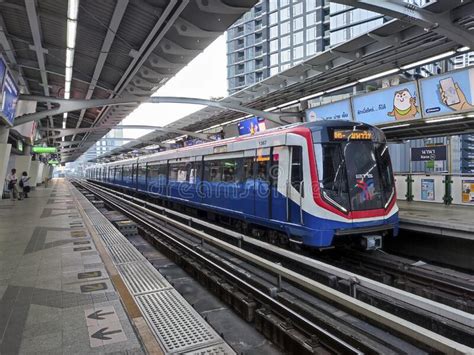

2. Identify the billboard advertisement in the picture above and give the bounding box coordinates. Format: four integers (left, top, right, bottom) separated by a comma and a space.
352, 81, 421, 124
462, 180, 474, 204
237, 116, 266, 136
1, 71, 19, 126
305, 99, 352, 122
420, 67, 474, 118
421, 179, 435, 201
0, 58, 6, 106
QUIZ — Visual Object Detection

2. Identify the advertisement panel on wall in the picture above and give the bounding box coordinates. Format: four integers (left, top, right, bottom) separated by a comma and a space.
462, 180, 474, 204
352, 81, 421, 125
421, 179, 435, 201
237, 116, 266, 136
305, 99, 352, 122
0, 58, 6, 106
1, 71, 19, 126
420, 67, 474, 118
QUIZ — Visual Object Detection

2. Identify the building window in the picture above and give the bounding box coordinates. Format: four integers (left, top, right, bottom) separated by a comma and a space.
281, 49, 290, 63
306, 41, 317, 56
306, 0, 317, 11
306, 26, 317, 41
280, 35, 290, 49
280, 6, 290, 21
293, 16, 303, 31
270, 66, 279, 76
293, 31, 303, 45
280, 0, 290, 6
280, 21, 290, 35
270, 53, 279, 66
270, 39, 279, 52
270, 25, 279, 39
280, 63, 291, 71
293, 45, 304, 60
269, 0, 278, 12
306, 11, 317, 26
269, 12, 278, 25
293, 2, 303, 16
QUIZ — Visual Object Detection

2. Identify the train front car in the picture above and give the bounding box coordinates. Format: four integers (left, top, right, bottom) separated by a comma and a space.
300, 121, 398, 250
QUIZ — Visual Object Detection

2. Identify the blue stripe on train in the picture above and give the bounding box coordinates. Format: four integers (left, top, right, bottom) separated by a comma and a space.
98, 178, 398, 247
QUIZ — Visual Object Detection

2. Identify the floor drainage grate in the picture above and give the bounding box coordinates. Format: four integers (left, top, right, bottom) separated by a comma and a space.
136, 290, 223, 353
118, 262, 171, 295
108, 244, 145, 264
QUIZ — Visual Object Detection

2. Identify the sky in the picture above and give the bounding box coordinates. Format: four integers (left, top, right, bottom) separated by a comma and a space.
121, 34, 228, 140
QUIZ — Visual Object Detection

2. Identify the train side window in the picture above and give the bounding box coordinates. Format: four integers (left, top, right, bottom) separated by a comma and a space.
204, 160, 220, 182
222, 159, 238, 183
291, 146, 303, 191
243, 157, 254, 181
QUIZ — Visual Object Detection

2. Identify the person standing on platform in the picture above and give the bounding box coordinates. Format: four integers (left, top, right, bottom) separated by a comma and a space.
19, 171, 31, 199
6, 168, 19, 201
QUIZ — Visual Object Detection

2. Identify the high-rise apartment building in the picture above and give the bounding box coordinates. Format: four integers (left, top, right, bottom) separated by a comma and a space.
226, 0, 328, 94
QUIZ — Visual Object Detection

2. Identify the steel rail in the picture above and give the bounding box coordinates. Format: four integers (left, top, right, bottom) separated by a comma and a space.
77, 180, 474, 354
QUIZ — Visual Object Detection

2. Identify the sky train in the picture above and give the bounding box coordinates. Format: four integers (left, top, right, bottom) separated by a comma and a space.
86, 121, 399, 250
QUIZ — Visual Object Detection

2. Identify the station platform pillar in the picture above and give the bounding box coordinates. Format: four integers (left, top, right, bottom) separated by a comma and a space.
0, 127, 11, 194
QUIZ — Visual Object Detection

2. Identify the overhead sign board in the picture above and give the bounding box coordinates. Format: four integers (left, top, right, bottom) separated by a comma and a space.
32, 146, 58, 154
411, 145, 447, 161
305, 99, 352, 121
419, 67, 474, 118
352, 81, 421, 125
1, 71, 19, 126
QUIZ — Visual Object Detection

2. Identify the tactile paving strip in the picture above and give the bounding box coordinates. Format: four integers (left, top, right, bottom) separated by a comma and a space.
136, 290, 223, 353
95, 224, 129, 245
118, 262, 171, 295
108, 243, 145, 264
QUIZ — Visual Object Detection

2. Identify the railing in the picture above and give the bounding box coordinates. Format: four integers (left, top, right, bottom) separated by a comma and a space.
394, 173, 474, 206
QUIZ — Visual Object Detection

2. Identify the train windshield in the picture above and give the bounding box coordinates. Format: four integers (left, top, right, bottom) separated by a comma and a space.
316, 142, 395, 213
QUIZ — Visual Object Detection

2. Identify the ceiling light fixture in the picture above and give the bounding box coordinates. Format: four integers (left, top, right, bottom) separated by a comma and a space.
358, 68, 400, 83
381, 123, 410, 129
400, 51, 456, 70
298, 91, 324, 101
325, 81, 358, 94
425, 115, 464, 123
63, 0, 79, 129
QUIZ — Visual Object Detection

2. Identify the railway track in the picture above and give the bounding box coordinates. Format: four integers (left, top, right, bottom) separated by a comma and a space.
74, 179, 474, 354
316, 249, 474, 313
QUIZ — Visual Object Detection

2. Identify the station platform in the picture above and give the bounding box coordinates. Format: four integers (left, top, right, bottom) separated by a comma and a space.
391, 200, 473, 271
397, 200, 474, 240
0, 179, 234, 354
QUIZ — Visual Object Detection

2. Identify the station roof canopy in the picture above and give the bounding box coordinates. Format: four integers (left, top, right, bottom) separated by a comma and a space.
95, 0, 474, 161
0, 0, 258, 161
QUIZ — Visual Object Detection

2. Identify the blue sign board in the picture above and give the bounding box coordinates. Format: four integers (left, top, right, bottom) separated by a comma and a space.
352, 81, 421, 125
419, 67, 474, 118
237, 116, 266, 136
305, 99, 352, 122
1, 71, 19, 126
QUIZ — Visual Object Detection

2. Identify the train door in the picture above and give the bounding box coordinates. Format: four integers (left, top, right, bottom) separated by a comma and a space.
288, 145, 305, 225
240, 150, 256, 216
254, 148, 270, 219
270, 146, 289, 221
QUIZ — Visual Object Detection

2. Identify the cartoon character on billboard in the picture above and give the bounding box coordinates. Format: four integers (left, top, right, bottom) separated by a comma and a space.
387, 89, 419, 120
439, 77, 474, 111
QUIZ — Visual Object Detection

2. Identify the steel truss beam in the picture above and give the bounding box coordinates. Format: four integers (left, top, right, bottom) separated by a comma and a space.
333, 0, 474, 49
14, 95, 292, 127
